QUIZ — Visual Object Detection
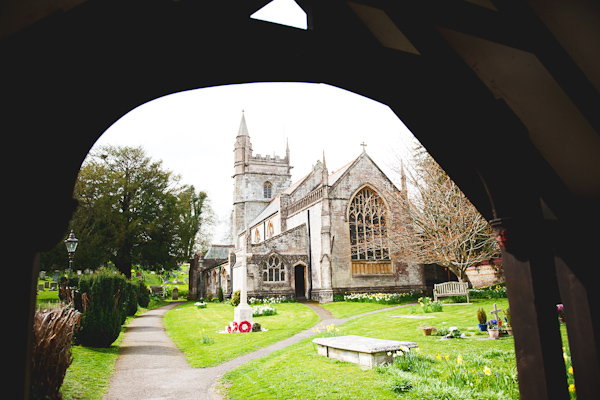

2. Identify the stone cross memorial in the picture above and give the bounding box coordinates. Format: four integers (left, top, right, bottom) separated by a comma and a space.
233, 249, 253, 326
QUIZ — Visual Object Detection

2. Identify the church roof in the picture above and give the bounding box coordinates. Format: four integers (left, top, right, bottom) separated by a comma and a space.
204, 244, 234, 259
247, 196, 280, 230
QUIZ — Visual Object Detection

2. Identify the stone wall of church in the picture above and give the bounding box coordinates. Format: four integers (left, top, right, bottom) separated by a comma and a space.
246, 224, 309, 298
328, 155, 426, 294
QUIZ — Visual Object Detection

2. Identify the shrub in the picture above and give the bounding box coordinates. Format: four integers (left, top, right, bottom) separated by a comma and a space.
218, 287, 224, 302
136, 281, 151, 308
252, 322, 262, 332
124, 281, 139, 316
74, 268, 129, 347
231, 290, 241, 307
206, 293, 213, 302
477, 307, 487, 324
30, 305, 81, 400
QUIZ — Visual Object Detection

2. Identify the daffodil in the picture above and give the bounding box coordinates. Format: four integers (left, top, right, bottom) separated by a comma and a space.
569, 384, 576, 393
436, 354, 442, 361
387, 351, 392, 356
444, 355, 449, 360
568, 367, 573, 374
414, 348, 420, 353
457, 355, 463, 365
483, 366, 492, 376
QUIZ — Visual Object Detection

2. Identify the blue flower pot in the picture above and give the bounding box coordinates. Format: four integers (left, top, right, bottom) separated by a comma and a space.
478, 323, 488, 332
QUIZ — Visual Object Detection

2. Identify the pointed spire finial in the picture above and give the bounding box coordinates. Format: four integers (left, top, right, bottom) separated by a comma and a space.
322, 149, 327, 169
237, 112, 249, 137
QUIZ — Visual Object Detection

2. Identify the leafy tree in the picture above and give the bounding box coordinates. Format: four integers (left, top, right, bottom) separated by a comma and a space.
387, 144, 500, 282
40, 145, 213, 277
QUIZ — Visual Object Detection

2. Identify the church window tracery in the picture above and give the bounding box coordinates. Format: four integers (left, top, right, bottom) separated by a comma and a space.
264, 182, 272, 198
262, 254, 285, 282
349, 187, 390, 260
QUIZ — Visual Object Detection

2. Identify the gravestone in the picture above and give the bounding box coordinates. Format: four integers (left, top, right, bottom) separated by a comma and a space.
39, 271, 46, 279
44, 281, 49, 288
38, 284, 44, 291
52, 271, 59, 282
313, 335, 418, 368
172, 287, 179, 300
490, 303, 503, 321
50, 282, 58, 290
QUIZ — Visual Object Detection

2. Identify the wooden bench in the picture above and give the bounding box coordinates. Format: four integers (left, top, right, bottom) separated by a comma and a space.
312, 335, 418, 368
433, 281, 470, 303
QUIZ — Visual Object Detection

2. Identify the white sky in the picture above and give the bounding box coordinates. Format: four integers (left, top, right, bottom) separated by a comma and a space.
93, 85, 416, 244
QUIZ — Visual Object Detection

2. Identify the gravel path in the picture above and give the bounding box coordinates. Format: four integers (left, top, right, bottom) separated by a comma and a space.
104, 301, 413, 400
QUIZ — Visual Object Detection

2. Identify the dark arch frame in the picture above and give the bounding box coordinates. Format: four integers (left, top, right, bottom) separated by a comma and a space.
4, 1, 600, 399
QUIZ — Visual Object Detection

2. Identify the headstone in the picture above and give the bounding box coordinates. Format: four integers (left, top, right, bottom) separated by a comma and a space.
44, 281, 50, 288
177, 280, 184, 285
172, 287, 179, 300
50, 282, 57, 290
38, 284, 44, 291
39, 271, 46, 279
52, 272, 59, 282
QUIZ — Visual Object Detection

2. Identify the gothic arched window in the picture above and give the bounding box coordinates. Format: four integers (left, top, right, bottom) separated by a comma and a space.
262, 255, 285, 282
349, 187, 390, 260
264, 182, 272, 198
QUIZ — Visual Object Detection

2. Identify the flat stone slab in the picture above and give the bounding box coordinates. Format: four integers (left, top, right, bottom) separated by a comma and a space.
312, 335, 418, 368
390, 315, 436, 319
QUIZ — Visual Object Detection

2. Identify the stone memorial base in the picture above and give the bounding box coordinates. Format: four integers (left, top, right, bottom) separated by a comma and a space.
312, 335, 418, 369
233, 303, 253, 324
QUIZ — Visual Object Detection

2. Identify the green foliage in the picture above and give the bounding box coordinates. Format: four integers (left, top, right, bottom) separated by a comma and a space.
218, 287, 224, 302
68, 268, 129, 347
231, 290, 241, 307
477, 307, 487, 324
136, 281, 151, 308
470, 284, 507, 299
418, 296, 443, 313
39, 145, 214, 276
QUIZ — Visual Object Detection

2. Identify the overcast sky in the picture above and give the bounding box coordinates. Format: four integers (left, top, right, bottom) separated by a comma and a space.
92, 83, 417, 244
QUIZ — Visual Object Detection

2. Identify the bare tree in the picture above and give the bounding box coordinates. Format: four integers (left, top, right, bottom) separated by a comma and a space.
385, 144, 499, 282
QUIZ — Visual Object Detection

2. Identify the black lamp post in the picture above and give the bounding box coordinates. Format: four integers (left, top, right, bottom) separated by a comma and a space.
64, 230, 79, 272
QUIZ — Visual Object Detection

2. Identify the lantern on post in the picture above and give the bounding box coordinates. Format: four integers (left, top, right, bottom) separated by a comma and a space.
64, 230, 79, 271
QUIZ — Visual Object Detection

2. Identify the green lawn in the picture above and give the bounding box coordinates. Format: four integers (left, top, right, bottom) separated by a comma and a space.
223, 299, 521, 400
163, 301, 319, 368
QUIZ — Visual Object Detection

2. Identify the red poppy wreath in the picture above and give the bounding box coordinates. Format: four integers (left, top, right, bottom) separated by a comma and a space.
239, 320, 252, 333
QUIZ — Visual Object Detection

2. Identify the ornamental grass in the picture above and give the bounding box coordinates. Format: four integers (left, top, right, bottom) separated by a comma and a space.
30, 304, 81, 400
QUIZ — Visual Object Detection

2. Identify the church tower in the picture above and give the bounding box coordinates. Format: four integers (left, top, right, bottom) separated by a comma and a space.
231, 112, 292, 244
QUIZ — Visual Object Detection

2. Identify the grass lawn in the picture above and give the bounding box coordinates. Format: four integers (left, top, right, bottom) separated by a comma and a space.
163, 301, 319, 368
223, 299, 521, 399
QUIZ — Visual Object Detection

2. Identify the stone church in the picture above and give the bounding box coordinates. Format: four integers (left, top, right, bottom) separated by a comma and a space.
225, 113, 425, 303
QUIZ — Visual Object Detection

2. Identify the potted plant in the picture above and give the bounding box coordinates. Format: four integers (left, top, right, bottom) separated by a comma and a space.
418, 324, 437, 336
477, 307, 488, 331
487, 319, 501, 338
503, 308, 513, 335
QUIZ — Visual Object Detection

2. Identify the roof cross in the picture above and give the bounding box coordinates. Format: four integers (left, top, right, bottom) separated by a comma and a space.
360, 142, 367, 151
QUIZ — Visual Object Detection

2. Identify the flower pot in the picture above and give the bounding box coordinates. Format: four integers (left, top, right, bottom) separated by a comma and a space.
421, 328, 434, 336
506, 326, 513, 335
488, 328, 500, 338
478, 323, 488, 332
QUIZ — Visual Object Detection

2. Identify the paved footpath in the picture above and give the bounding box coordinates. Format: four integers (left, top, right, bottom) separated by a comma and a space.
104, 301, 412, 400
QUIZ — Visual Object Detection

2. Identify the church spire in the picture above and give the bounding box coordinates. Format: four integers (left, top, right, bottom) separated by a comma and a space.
237, 111, 250, 137
322, 150, 329, 186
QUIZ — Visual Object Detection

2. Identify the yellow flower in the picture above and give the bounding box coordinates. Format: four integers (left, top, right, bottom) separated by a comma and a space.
457, 355, 463, 365
563, 352, 568, 361
483, 366, 491, 376
569, 384, 575, 393
414, 348, 420, 353
436, 354, 442, 361
568, 367, 573, 374
335, 328, 340, 332
444, 355, 449, 360
387, 351, 392, 356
